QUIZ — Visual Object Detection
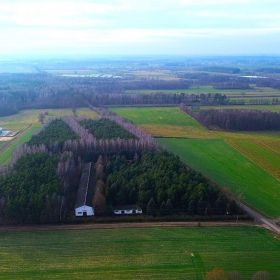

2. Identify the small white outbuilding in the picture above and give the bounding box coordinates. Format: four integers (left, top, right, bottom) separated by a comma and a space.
113, 205, 143, 215
75, 205, 94, 217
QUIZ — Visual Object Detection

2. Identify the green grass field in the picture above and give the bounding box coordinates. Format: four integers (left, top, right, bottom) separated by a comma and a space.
158, 138, 280, 218
0, 124, 41, 165
0, 226, 279, 280
227, 138, 280, 180
110, 107, 201, 127
110, 107, 206, 138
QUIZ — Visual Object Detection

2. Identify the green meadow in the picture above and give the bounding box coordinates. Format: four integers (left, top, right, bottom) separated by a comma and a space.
110, 107, 201, 127
158, 138, 280, 218
0, 227, 279, 280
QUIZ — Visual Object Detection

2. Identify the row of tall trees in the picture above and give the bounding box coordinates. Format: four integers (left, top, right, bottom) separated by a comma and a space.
194, 109, 280, 131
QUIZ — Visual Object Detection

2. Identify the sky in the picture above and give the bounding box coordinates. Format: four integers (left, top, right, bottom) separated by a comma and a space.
0, 0, 280, 57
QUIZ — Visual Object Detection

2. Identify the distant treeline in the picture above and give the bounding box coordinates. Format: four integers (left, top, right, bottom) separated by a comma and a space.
1, 71, 280, 117
0, 73, 230, 116
183, 107, 280, 131
87, 93, 229, 107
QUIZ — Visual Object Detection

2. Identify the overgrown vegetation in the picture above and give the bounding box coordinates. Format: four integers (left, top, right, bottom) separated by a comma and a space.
29, 119, 77, 145
80, 118, 136, 139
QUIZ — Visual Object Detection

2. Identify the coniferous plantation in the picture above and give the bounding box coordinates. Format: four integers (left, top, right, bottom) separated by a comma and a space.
0, 114, 241, 224
29, 119, 78, 146
105, 151, 238, 216
0, 153, 61, 223
80, 118, 135, 139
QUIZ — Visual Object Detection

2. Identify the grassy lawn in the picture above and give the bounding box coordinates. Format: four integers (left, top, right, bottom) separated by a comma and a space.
158, 138, 280, 218
0, 227, 278, 280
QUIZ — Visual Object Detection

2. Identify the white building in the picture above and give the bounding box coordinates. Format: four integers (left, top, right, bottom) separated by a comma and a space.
75, 163, 94, 217
75, 205, 94, 217
113, 205, 143, 215
0, 127, 11, 137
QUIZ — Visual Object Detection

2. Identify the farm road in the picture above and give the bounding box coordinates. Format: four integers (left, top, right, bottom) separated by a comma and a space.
236, 201, 280, 234
0, 221, 255, 233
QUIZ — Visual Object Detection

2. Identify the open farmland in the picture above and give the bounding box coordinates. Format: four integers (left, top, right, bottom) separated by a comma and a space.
125, 85, 280, 97
158, 138, 280, 218
112, 106, 280, 217
0, 124, 40, 165
0, 108, 97, 135
0, 226, 279, 280
226, 138, 280, 180
0, 108, 98, 165
110, 107, 207, 138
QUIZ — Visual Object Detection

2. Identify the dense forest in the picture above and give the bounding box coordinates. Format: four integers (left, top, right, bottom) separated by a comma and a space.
80, 119, 136, 139
29, 119, 78, 146
190, 109, 280, 131
104, 151, 240, 216
0, 153, 62, 223
0, 73, 232, 116
0, 151, 82, 224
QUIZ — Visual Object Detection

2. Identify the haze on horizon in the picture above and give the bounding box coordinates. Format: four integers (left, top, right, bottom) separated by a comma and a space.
0, 0, 280, 58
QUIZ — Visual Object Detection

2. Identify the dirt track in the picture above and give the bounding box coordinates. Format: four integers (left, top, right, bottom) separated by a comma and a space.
0, 221, 256, 233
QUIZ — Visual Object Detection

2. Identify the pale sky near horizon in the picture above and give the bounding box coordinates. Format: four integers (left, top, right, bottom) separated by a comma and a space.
0, 0, 280, 57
